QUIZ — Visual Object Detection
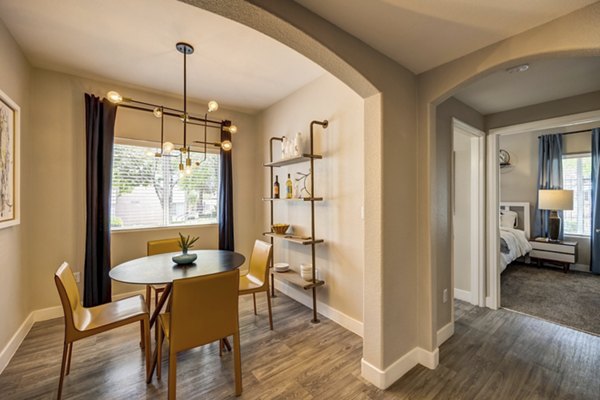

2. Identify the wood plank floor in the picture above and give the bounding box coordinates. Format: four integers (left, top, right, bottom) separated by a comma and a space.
1, 295, 599, 399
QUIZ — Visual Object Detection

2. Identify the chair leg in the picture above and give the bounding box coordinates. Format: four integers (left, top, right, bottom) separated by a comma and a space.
65, 342, 73, 376
233, 332, 242, 396
168, 352, 177, 400
219, 339, 224, 357
252, 293, 257, 315
145, 285, 152, 312
157, 323, 163, 380
143, 317, 150, 382
155, 288, 160, 310
57, 342, 69, 399
140, 320, 145, 349
266, 290, 273, 330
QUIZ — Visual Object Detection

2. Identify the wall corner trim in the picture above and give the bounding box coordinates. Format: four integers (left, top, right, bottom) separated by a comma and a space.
360, 347, 439, 389
0, 290, 145, 375
437, 321, 454, 347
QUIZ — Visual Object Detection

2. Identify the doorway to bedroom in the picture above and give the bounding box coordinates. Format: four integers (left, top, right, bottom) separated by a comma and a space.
490, 110, 600, 336
452, 119, 485, 308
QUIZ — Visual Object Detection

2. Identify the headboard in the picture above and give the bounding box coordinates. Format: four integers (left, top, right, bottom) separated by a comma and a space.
500, 202, 531, 239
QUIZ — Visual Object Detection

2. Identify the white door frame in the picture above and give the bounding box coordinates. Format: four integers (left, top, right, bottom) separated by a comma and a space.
452, 118, 486, 308
486, 109, 600, 309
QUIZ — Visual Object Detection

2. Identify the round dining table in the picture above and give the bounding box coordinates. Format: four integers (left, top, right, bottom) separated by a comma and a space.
110, 249, 246, 382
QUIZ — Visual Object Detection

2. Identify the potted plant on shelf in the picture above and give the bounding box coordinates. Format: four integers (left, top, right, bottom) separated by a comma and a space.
172, 233, 199, 265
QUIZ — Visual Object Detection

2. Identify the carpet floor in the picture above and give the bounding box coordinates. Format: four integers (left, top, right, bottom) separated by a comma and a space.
501, 262, 600, 336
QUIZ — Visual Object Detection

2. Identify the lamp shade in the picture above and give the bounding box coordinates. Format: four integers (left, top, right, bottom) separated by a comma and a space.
538, 189, 573, 210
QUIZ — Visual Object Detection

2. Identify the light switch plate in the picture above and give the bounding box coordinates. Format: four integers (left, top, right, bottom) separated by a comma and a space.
73, 272, 81, 283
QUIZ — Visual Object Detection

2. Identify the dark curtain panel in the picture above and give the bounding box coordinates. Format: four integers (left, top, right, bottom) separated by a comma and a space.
533, 134, 564, 239
591, 129, 600, 274
84, 94, 117, 306
218, 128, 235, 251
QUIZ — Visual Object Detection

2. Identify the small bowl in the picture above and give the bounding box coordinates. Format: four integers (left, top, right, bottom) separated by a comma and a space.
272, 224, 290, 235
172, 253, 197, 265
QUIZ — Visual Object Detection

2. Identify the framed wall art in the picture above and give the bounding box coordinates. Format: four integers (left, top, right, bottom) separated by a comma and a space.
0, 88, 20, 229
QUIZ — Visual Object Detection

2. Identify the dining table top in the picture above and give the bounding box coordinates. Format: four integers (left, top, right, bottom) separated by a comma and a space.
109, 249, 246, 285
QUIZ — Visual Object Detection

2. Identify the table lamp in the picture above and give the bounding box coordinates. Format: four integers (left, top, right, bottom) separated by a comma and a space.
538, 189, 573, 241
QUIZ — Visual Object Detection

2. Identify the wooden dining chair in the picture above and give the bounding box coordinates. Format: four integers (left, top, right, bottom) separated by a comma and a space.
54, 262, 150, 399
157, 269, 242, 399
239, 240, 274, 330
146, 238, 180, 310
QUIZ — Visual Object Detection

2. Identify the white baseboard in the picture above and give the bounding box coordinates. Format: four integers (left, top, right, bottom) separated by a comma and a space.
360, 347, 439, 389
0, 313, 34, 375
454, 288, 472, 303
437, 321, 454, 347
0, 289, 146, 375
274, 278, 364, 337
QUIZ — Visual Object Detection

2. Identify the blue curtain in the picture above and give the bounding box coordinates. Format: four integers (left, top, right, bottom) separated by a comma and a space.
533, 134, 564, 239
218, 126, 234, 251
591, 129, 600, 274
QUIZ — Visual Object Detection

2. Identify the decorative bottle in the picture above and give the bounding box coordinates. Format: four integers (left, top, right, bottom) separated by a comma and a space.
286, 174, 293, 199
294, 132, 303, 156
274, 175, 280, 199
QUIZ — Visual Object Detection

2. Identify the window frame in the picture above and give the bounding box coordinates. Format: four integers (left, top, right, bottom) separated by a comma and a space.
110, 137, 220, 233
561, 152, 591, 237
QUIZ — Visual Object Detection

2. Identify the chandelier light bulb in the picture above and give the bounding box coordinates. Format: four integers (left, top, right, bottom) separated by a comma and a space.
163, 141, 174, 155
106, 91, 123, 104
221, 140, 233, 151
228, 124, 238, 134
153, 107, 163, 118
185, 165, 193, 175
208, 100, 219, 113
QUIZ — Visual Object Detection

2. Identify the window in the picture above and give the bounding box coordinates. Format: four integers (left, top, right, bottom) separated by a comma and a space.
111, 141, 219, 230
562, 154, 591, 236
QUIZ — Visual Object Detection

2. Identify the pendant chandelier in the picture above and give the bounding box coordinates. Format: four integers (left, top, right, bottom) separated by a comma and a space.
106, 42, 237, 176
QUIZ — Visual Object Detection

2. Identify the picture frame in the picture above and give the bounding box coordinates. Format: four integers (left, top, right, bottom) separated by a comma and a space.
0, 88, 20, 229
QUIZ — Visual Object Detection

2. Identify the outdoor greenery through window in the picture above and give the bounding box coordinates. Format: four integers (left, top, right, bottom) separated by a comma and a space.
562, 154, 591, 236
111, 142, 219, 230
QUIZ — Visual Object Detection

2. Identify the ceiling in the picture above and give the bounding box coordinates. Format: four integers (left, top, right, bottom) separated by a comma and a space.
295, 0, 597, 74
0, 0, 325, 113
454, 57, 600, 115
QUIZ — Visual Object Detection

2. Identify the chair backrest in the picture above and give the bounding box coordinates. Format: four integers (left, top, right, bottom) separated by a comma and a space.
54, 262, 81, 338
169, 269, 240, 353
147, 238, 180, 256
246, 240, 273, 287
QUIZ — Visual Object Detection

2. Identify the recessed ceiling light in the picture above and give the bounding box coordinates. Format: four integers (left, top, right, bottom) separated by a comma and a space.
506, 64, 530, 73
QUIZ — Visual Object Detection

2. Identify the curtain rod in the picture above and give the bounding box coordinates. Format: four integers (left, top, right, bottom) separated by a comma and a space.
538, 128, 594, 138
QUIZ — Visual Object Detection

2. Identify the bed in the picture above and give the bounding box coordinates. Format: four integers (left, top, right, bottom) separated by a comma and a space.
499, 202, 532, 273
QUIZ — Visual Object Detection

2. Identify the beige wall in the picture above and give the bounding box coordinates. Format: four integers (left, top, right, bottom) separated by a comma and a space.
0, 19, 30, 356
453, 130, 472, 293
435, 98, 484, 330
258, 73, 365, 324
27, 68, 260, 310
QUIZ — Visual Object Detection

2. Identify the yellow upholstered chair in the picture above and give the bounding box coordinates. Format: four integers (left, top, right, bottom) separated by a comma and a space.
157, 269, 242, 399
54, 262, 150, 399
146, 238, 180, 310
239, 240, 274, 330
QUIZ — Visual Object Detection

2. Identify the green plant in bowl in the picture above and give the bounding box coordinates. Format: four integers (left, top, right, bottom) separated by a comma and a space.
178, 233, 199, 255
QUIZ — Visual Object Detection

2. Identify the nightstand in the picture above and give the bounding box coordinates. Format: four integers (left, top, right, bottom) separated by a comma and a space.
529, 238, 578, 273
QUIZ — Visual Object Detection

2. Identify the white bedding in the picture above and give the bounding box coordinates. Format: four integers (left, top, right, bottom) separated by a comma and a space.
500, 227, 532, 272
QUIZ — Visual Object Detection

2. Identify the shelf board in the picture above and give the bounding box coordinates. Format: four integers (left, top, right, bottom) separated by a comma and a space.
264, 154, 322, 168
272, 270, 325, 290
263, 232, 324, 245
262, 197, 323, 202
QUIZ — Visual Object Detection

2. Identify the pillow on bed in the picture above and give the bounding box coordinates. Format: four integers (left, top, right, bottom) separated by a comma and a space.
500, 210, 518, 229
